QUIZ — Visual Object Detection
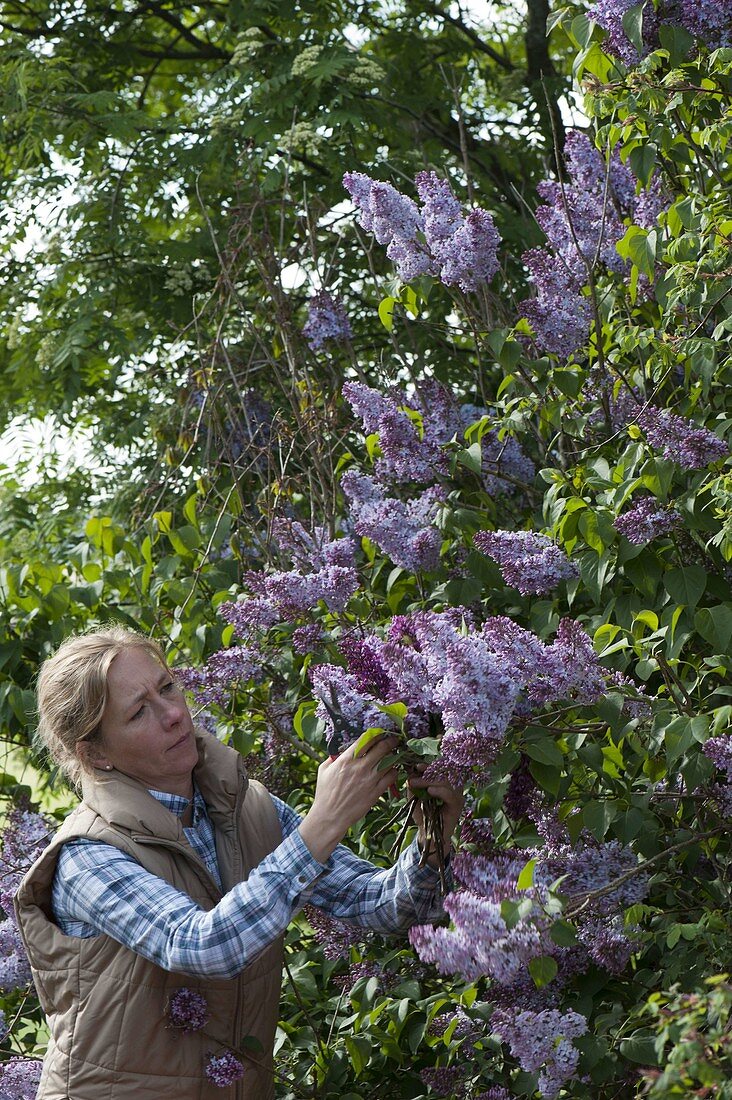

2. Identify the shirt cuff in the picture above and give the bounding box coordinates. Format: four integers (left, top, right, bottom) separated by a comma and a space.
402, 836, 452, 880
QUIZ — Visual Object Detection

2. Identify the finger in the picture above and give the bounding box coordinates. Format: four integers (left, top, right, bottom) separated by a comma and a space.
375, 766, 400, 792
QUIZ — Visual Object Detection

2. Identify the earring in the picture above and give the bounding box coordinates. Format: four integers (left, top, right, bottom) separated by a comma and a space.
105, 765, 113, 772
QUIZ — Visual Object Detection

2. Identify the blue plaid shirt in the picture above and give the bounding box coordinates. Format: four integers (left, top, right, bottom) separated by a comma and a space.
51, 785, 447, 979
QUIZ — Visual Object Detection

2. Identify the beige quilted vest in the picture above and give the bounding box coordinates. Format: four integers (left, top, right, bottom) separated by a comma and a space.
15, 732, 284, 1100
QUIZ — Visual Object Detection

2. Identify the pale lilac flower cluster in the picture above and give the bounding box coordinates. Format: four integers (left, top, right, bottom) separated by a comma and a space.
271, 518, 357, 571
246, 564, 359, 615
0, 806, 52, 992
638, 405, 728, 469
474, 529, 578, 595
536, 834, 649, 916
212, 526, 358, 663
304, 904, 373, 960
412, 820, 646, 992
536, 132, 632, 279
416, 172, 501, 291
521, 250, 593, 358
343, 170, 500, 291
341, 469, 443, 572
0, 920, 33, 991
310, 664, 396, 754
459, 403, 536, 493
382, 610, 521, 781
167, 988, 209, 1033
492, 1008, 587, 1099
520, 130, 668, 357
409, 885, 548, 984
205, 1050, 245, 1087
481, 616, 626, 709
217, 598, 279, 639
327, 610, 627, 782
578, 915, 636, 973
0, 1057, 44, 1100
302, 290, 352, 351
614, 496, 682, 543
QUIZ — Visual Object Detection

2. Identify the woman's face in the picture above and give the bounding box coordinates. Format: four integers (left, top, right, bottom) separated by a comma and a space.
86, 647, 199, 797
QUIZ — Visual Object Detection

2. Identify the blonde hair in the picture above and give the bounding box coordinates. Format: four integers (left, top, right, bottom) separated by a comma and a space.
35, 626, 170, 788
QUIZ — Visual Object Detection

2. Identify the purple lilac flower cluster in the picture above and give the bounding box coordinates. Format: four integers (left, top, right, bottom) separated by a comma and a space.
303, 904, 373, 960
0, 806, 53, 993
675, 0, 732, 46
638, 405, 728, 469
342, 380, 448, 483
309, 663, 396, 753
323, 611, 629, 781
583, 376, 728, 468
420, 1064, 469, 1099
341, 470, 443, 573
409, 849, 552, 984
536, 833, 649, 916
520, 130, 668, 357
474, 529, 578, 596
175, 644, 262, 709
343, 380, 535, 495
589, 0, 730, 66
204, 1050, 245, 1088
220, 522, 358, 632
167, 988, 209, 1033
703, 733, 732, 781
411, 808, 648, 994
492, 1007, 587, 1099
302, 290, 352, 351
614, 496, 682, 544
343, 170, 500, 291
0, 1058, 44, 1100
429, 1007, 482, 1053
179, 523, 360, 708
587, 0, 659, 64
333, 959, 396, 991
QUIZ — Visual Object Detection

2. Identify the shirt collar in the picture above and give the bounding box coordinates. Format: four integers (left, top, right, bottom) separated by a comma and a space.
147, 783, 206, 826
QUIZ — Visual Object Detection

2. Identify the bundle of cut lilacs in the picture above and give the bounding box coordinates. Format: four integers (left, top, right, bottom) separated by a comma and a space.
311, 609, 634, 785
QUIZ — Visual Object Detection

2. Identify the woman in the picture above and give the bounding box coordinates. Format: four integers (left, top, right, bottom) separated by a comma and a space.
15, 627, 462, 1099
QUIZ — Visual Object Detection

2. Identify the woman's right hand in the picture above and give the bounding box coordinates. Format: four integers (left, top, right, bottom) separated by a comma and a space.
298, 734, 399, 863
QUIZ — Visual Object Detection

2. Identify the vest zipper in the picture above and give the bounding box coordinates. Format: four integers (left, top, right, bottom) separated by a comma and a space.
231, 774, 247, 1100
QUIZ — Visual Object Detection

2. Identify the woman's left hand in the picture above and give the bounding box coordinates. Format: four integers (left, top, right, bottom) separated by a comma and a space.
406, 765, 464, 865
